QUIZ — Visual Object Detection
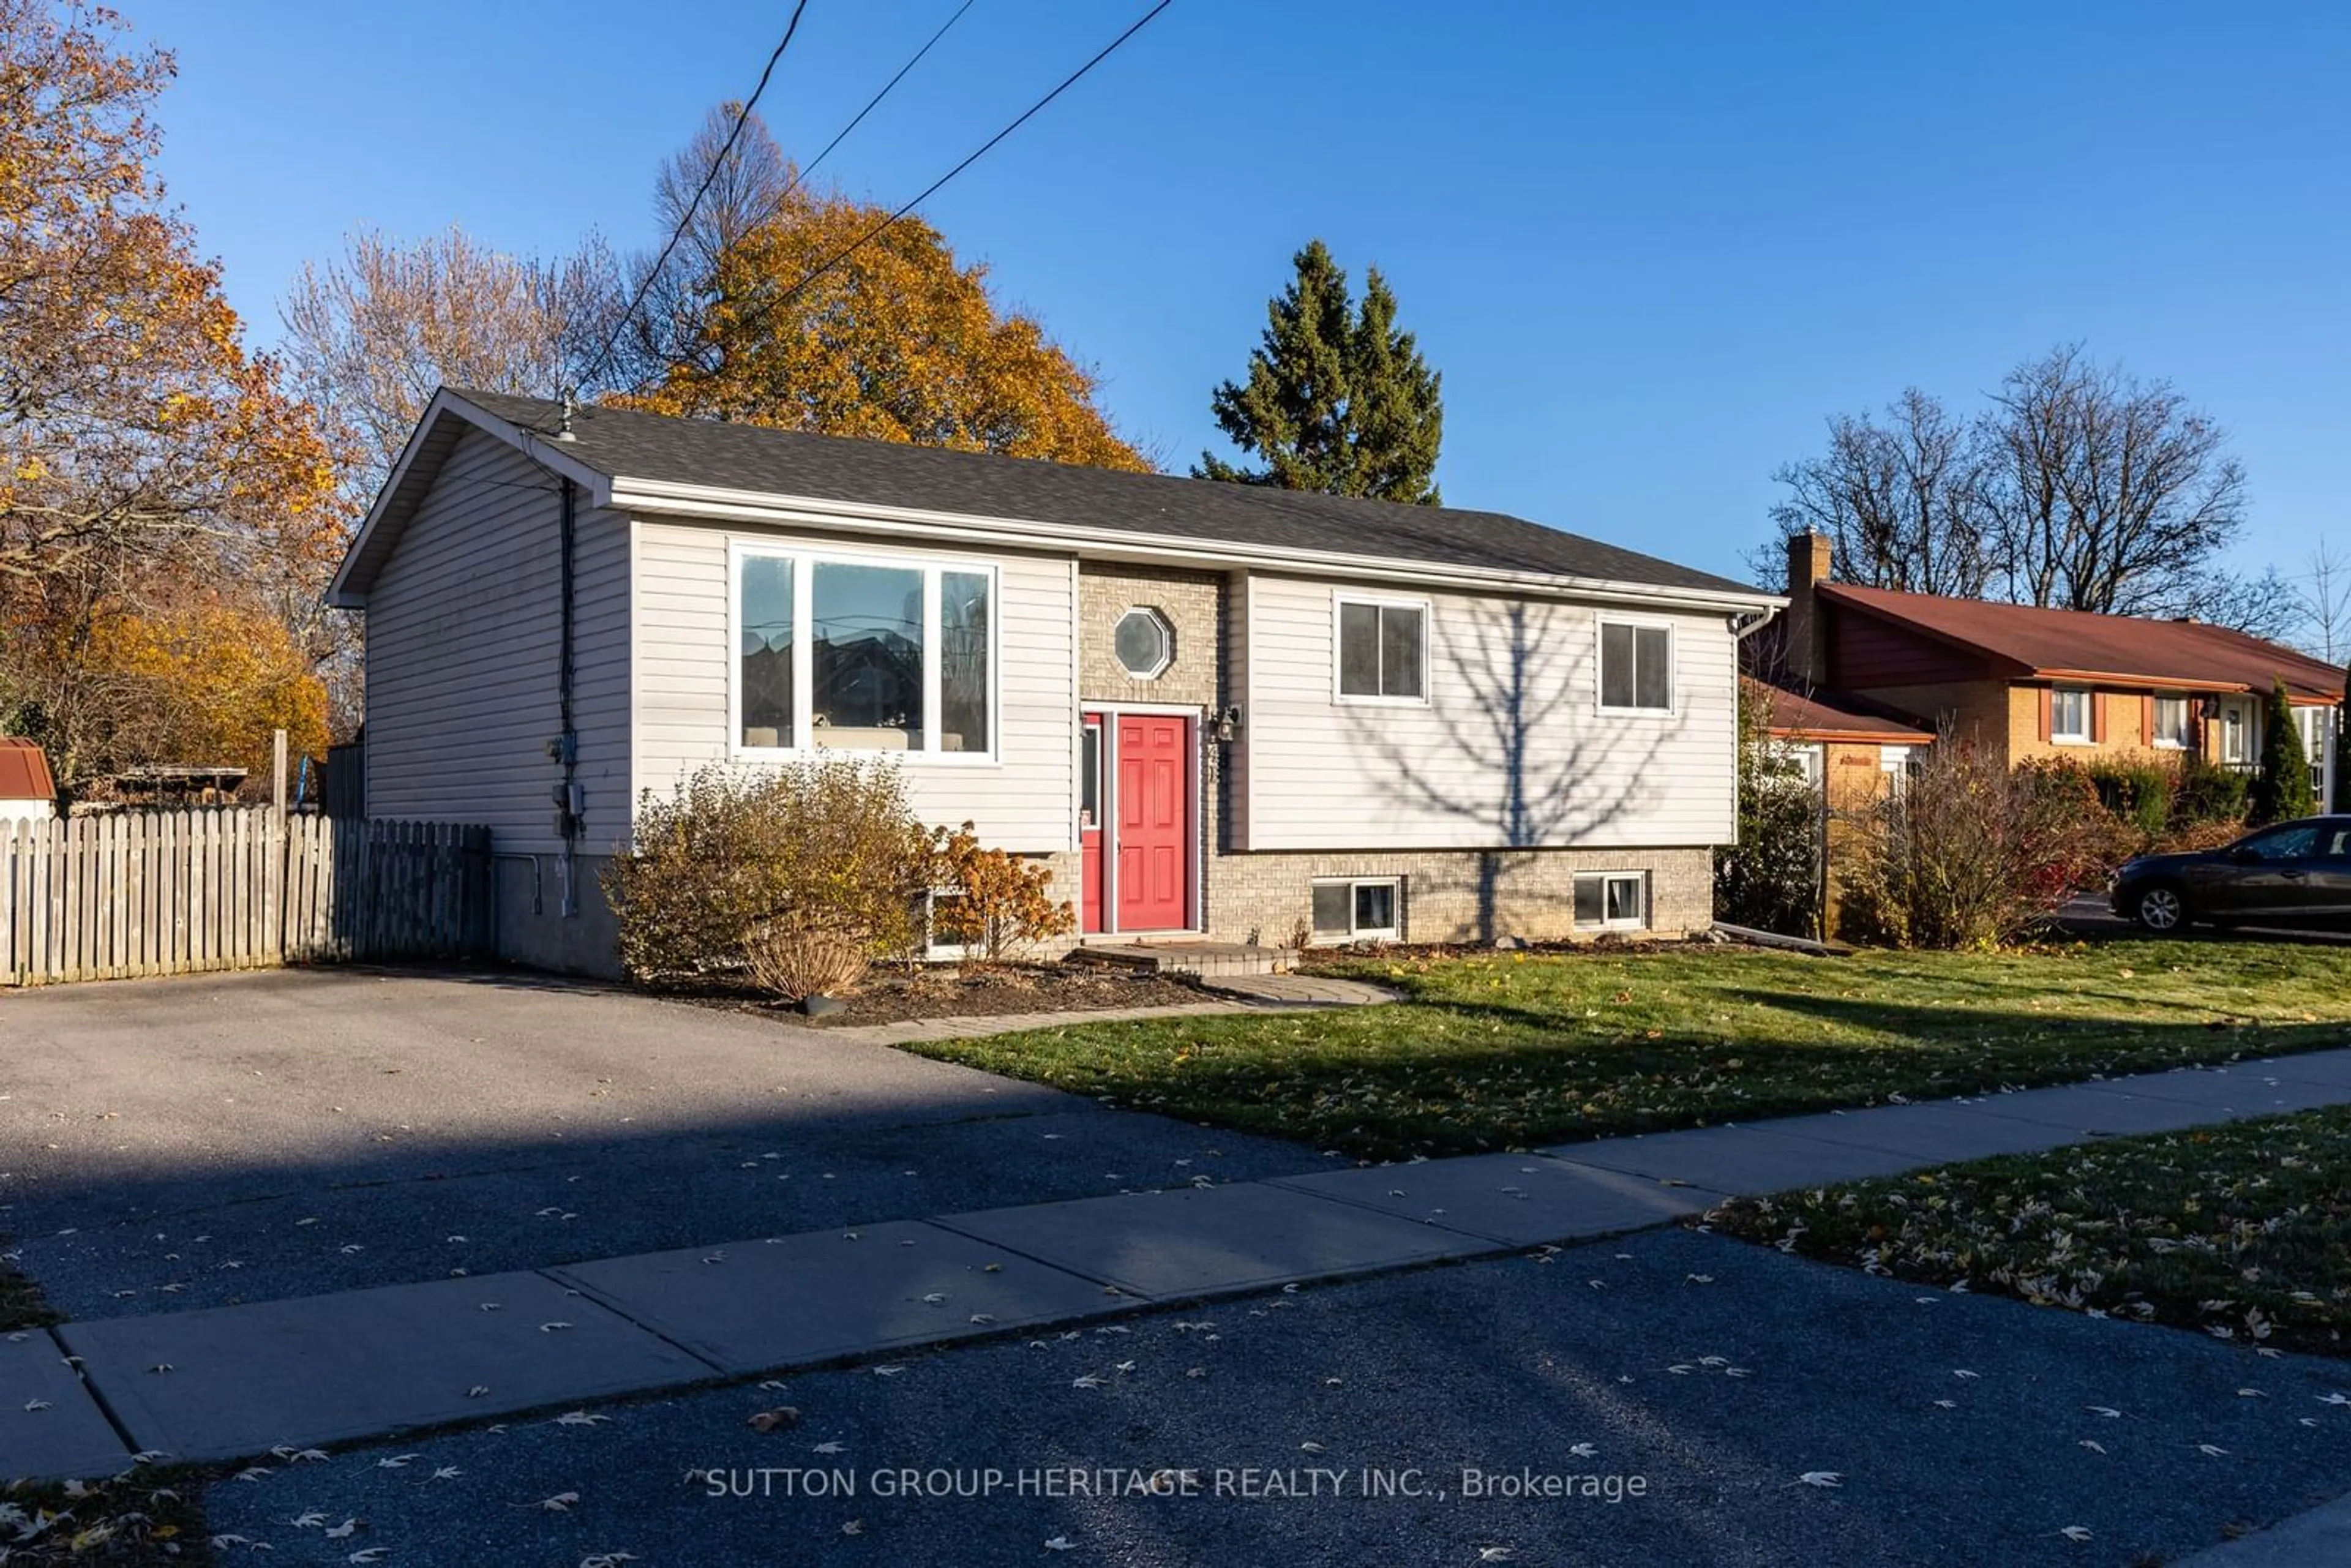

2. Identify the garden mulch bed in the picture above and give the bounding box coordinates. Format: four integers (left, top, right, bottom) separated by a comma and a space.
670, 960, 1209, 1029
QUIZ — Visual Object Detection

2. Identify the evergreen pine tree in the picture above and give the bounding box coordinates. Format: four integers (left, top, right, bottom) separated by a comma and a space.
1196, 239, 1442, 504
2249, 677, 2315, 824
2336, 659, 2350, 812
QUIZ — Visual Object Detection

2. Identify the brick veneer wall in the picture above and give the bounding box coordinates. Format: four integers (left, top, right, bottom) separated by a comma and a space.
1076, 563, 1222, 710
1204, 845, 1714, 946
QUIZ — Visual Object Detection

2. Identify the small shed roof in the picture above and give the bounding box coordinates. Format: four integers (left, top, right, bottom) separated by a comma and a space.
1749, 679, 1935, 744
0, 738, 57, 801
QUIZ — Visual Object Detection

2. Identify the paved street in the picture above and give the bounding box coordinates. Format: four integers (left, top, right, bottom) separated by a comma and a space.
195, 1228, 2351, 1568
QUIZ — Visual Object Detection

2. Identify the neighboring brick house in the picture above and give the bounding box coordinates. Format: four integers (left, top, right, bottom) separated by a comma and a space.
1779, 533, 2343, 811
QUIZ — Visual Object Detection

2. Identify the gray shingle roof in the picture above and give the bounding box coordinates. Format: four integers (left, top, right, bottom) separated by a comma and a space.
449, 389, 1760, 598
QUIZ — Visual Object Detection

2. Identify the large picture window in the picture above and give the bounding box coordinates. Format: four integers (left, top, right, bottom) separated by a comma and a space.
735, 547, 996, 759
1335, 596, 1427, 702
1599, 621, 1673, 712
812, 562, 924, 749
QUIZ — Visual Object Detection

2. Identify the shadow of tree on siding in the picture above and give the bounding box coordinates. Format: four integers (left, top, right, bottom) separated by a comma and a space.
1346, 599, 1669, 942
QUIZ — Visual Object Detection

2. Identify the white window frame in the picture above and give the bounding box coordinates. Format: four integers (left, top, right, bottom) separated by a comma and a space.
2050, 687, 2093, 745
1112, 606, 1174, 680
1595, 616, 1676, 716
1573, 870, 1648, 931
1775, 741, 1825, 789
2220, 698, 2252, 765
922, 888, 981, 962
1330, 593, 1432, 707
1309, 876, 1402, 943
1879, 744, 1916, 798
2151, 694, 2191, 750
728, 541, 1001, 767
2298, 706, 2332, 808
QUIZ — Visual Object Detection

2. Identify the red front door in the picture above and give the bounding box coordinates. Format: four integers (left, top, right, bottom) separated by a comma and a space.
1115, 714, 1190, 931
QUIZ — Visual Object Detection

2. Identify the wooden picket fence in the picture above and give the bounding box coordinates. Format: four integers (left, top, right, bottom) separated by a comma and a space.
0, 811, 492, 986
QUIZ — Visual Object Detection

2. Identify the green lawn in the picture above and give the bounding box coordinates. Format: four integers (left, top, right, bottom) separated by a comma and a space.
899, 940, 2351, 1159
1706, 1106, 2351, 1359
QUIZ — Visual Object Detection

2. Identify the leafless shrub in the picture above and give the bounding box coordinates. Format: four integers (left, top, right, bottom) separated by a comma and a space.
743, 923, 869, 1003
1839, 737, 2117, 949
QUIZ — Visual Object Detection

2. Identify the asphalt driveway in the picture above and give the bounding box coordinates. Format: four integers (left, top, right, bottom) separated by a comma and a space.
0, 968, 1332, 1320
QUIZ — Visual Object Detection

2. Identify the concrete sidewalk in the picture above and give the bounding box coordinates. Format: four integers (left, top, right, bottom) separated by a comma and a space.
8, 1045, 2351, 1483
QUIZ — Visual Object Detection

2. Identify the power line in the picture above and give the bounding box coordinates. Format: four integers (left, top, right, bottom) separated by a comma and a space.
631, 0, 1173, 398
610, 0, 981, 402
576, 0, 812, 393
798, 0, 978, 193
763, 0, 1174, 322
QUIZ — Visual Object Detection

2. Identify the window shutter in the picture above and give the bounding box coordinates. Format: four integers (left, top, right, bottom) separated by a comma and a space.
2141, 695, 2154, 745
2038, 688, 2052, 742
2091, 692, 2106, 744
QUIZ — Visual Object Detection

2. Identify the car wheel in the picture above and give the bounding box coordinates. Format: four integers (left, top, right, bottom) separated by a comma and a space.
2132, 885, 2188, 932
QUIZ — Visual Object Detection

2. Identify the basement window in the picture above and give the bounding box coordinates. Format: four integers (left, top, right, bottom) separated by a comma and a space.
1311, 877, 1401, 943
1573, 871, 1648, 931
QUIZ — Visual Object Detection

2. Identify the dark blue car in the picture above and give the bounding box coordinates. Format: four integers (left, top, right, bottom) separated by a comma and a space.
2110, 816, 2351, 931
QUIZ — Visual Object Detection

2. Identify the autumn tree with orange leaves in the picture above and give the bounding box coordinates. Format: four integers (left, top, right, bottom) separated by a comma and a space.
618, 110, 1147, 471
0, 0, 339, 791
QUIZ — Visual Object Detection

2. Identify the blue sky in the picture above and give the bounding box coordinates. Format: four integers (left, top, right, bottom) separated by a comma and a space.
152, 1, 2347, 587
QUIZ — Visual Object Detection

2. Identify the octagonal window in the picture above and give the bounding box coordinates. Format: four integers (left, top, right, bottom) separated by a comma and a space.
1114, 607, 1173, 679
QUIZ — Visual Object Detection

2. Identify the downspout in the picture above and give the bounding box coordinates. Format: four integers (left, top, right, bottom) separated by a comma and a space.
557, 474, 581, 918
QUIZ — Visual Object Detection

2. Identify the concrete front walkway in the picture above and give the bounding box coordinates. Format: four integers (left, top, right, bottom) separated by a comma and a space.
7, 1046, 2351, 1482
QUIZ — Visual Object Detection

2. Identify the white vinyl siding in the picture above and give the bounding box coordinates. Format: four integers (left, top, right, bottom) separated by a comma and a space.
363, 427, 629, 853
631, 519, 1075, 853
1238, 574, 1737, 850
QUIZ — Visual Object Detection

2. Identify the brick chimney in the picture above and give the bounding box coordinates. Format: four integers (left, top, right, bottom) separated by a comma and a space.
1782, 531, 1832, 687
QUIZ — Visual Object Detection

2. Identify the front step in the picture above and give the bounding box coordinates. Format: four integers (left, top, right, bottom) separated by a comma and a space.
1065, 940, 1293, 978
